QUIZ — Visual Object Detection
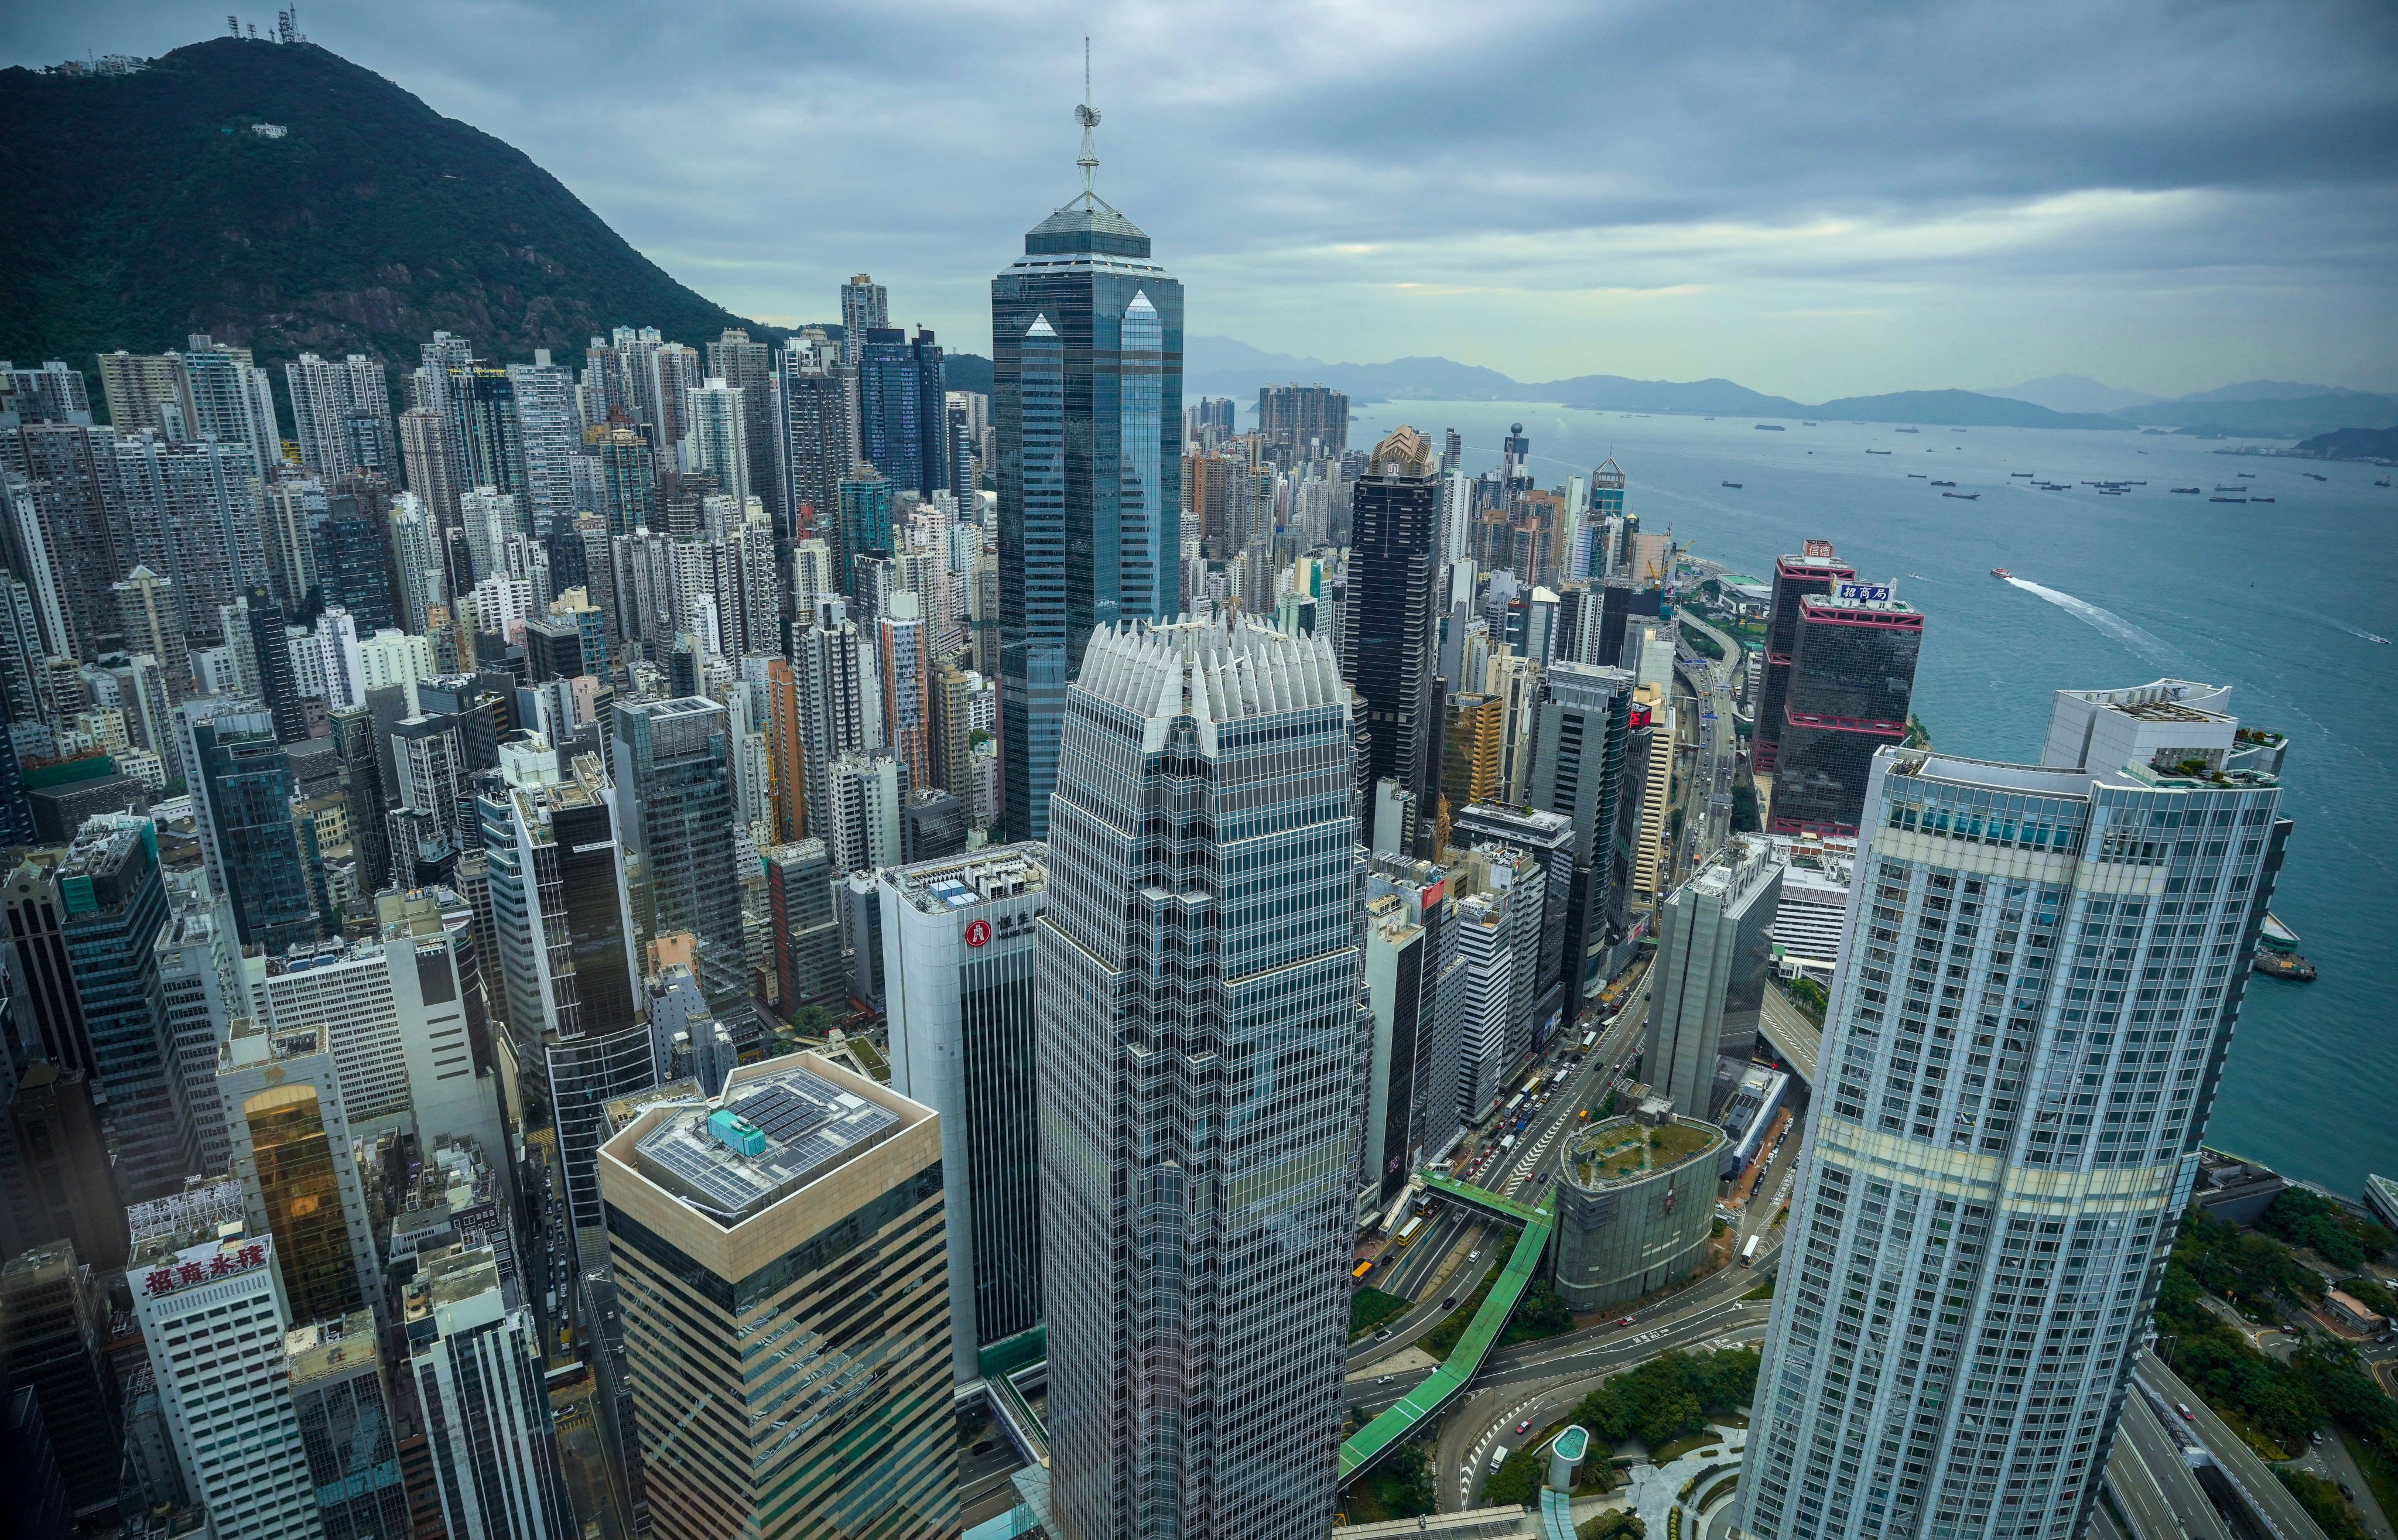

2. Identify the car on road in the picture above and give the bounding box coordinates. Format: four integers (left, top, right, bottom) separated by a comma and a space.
2310, 1431, 2324, 1445
1443, 1296, 1458, 1309
1515, 1419, 1534, 1435
2176, 1403, 2194, 1422
1374, 1328, 1393, 1341
1616, 1316, 1637, 1327
1378, 1375, 1394, 1385
1469, 1250, 1483, 1262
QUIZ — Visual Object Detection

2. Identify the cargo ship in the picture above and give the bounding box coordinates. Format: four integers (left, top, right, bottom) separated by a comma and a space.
2253, 912, 2316, 981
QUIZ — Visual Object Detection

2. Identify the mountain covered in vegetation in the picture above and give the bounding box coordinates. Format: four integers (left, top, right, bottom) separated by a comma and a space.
0, 36, 763, 409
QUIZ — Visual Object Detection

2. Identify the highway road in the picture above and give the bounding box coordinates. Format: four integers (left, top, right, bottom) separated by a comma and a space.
1758, 981, 1824, 1086
2112, 1387, 2236, 1540
2136, 1350, 2330, 1540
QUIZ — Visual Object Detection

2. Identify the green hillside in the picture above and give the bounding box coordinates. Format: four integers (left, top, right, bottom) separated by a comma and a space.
0, 37, 761, 412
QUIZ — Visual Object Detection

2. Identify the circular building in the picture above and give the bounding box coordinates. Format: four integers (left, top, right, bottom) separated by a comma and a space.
1550, 1107, 1723, 1312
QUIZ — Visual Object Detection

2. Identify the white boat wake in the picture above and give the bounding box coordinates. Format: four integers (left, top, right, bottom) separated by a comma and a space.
2334, 621, 2392, 645
2003, 577, 2180, 665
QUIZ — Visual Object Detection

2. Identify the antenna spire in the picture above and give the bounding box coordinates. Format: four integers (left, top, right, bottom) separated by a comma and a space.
1075, 34, 1101, 203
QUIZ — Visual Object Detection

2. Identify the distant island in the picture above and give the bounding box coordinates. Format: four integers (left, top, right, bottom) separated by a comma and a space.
2290, 425, 2398, 462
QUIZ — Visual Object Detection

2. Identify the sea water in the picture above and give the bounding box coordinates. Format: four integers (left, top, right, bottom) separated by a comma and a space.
1349, 401, 2398, 1196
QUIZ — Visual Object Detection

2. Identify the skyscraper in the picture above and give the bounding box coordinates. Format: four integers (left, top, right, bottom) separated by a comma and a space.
478, 752, 647, 1265
993, 107, 1183, 841
840, 273, 888, 365
17, 819, 198, 1200
404, 1245, 573, 1540
681, 378, 750, 507
1753, 542, 1856, 775
129, 1183, 326, 1540
776, 337, 854, 541
285, 353, 394, 481
285, 1310, 412, 1540
1771, 582, 1924, 835
1039, 617, 1359, 1538
216, 1017, 381, 1326
1736, 680, 2290, 1540
856, 327, 926, 496
880, 846, 1048, 1382
598, 1055, 955, 1538
1256, 383, 1350, 462
1343, 426, 1443, 846
1530, 662, 1637, 1001
1646, 835, 1782, 1121
611, 697, 744, 978
705, 327, 779, 523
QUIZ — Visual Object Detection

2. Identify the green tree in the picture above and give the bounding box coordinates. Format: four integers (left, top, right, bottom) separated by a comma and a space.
2277, 1469, 2369, 1540
1579, 1514, 1647, 1540
1380, 1445, 1436, 1517
1488, 1445, 1544, 1507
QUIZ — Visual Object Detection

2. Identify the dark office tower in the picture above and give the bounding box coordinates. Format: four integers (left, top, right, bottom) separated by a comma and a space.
1530, 662, 1636, 1002
0, 698, 35, 847
0, 1243, 118, 1522
4, 423, 127, 659
1039, 619, 1357, 1540
947, 402, 978, 501
612, 696, 743, 966
993, 105, 1183, 844
1753, 541, 1856, 774
444, 366, 524, 496
315, 482, 400, 632
836, 467, 894, 595
1342, 426, 1443, 849
900, 789, 968, 863
235, 585, 307, 744
6, 1066, 126, 1270
50, 822, 194, 1200
327, 706, 388, 896
704, 328, 779, 523
481, 752, 646, 1267
191, 711, 320, 954
521, 614, 587, 684
1256, 383, 1350, 463
913, 328, 949, 498
855, 327, 925, 495
1770, 588, 1923, 836
776, 350, 853, 540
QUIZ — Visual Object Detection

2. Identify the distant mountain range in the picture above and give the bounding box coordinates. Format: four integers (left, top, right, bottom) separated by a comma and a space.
1189, 338, 2398, 438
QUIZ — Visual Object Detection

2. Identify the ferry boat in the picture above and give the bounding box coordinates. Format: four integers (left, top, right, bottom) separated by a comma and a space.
1990, 568, 2013, 579
2253, 912, 2316, 981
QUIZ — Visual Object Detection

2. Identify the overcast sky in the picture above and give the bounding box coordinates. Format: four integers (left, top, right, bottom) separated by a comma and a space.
16, 1, 2398, 398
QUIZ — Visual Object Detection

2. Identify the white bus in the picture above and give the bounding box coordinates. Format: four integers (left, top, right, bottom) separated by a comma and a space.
1581, 1030, 1598, 1050
1740, 1234, 1763, 1267
1393, 1216, 1426, 1250
1502, 1093, 1525, 1118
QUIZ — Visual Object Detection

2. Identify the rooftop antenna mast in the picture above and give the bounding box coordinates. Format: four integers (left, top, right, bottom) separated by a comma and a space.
1075, 35, 1101, 204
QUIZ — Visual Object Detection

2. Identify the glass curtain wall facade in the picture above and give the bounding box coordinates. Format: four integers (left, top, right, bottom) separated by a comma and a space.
1038, 617, 1360, 1540
993, 189, 1183, 841
1772, 596, 1924, 836
1738, 685, 2288, 1540
1755, 546, 1855, 774
1342, 427, 1442, 841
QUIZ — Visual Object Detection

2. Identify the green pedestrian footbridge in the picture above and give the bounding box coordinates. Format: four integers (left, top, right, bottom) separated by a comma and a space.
1338, 1175, 1557, 1481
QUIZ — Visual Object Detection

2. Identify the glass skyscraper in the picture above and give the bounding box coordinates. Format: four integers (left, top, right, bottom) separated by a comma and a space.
1737, 680, 2290, 1540
993, 147, 1183, 841
1038, 617, 1360, 1539
1343, 426, 1443, 843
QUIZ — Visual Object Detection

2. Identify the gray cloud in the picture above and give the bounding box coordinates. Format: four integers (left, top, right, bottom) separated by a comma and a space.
14, 0, 2397, 395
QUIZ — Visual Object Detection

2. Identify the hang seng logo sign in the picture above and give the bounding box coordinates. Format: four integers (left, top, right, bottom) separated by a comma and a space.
965, 919, 992, 948
143, 1244, 266, 1296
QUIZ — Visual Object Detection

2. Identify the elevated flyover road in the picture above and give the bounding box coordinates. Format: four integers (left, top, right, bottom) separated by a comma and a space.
2136, 1349, 2328, 1540
1759, 983, 1823, 1086
2111, 1386, 2234, 1540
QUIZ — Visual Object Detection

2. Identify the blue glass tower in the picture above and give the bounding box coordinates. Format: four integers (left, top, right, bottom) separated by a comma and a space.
993, 109, 1182, 841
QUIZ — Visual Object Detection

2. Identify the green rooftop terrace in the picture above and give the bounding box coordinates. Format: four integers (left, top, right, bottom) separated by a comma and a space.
1566, 1117, 1722, 1189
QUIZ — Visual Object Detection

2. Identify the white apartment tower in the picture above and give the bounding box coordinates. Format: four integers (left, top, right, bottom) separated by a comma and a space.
130, 1181, 326, 1540
1737, 682, 2290, 1540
